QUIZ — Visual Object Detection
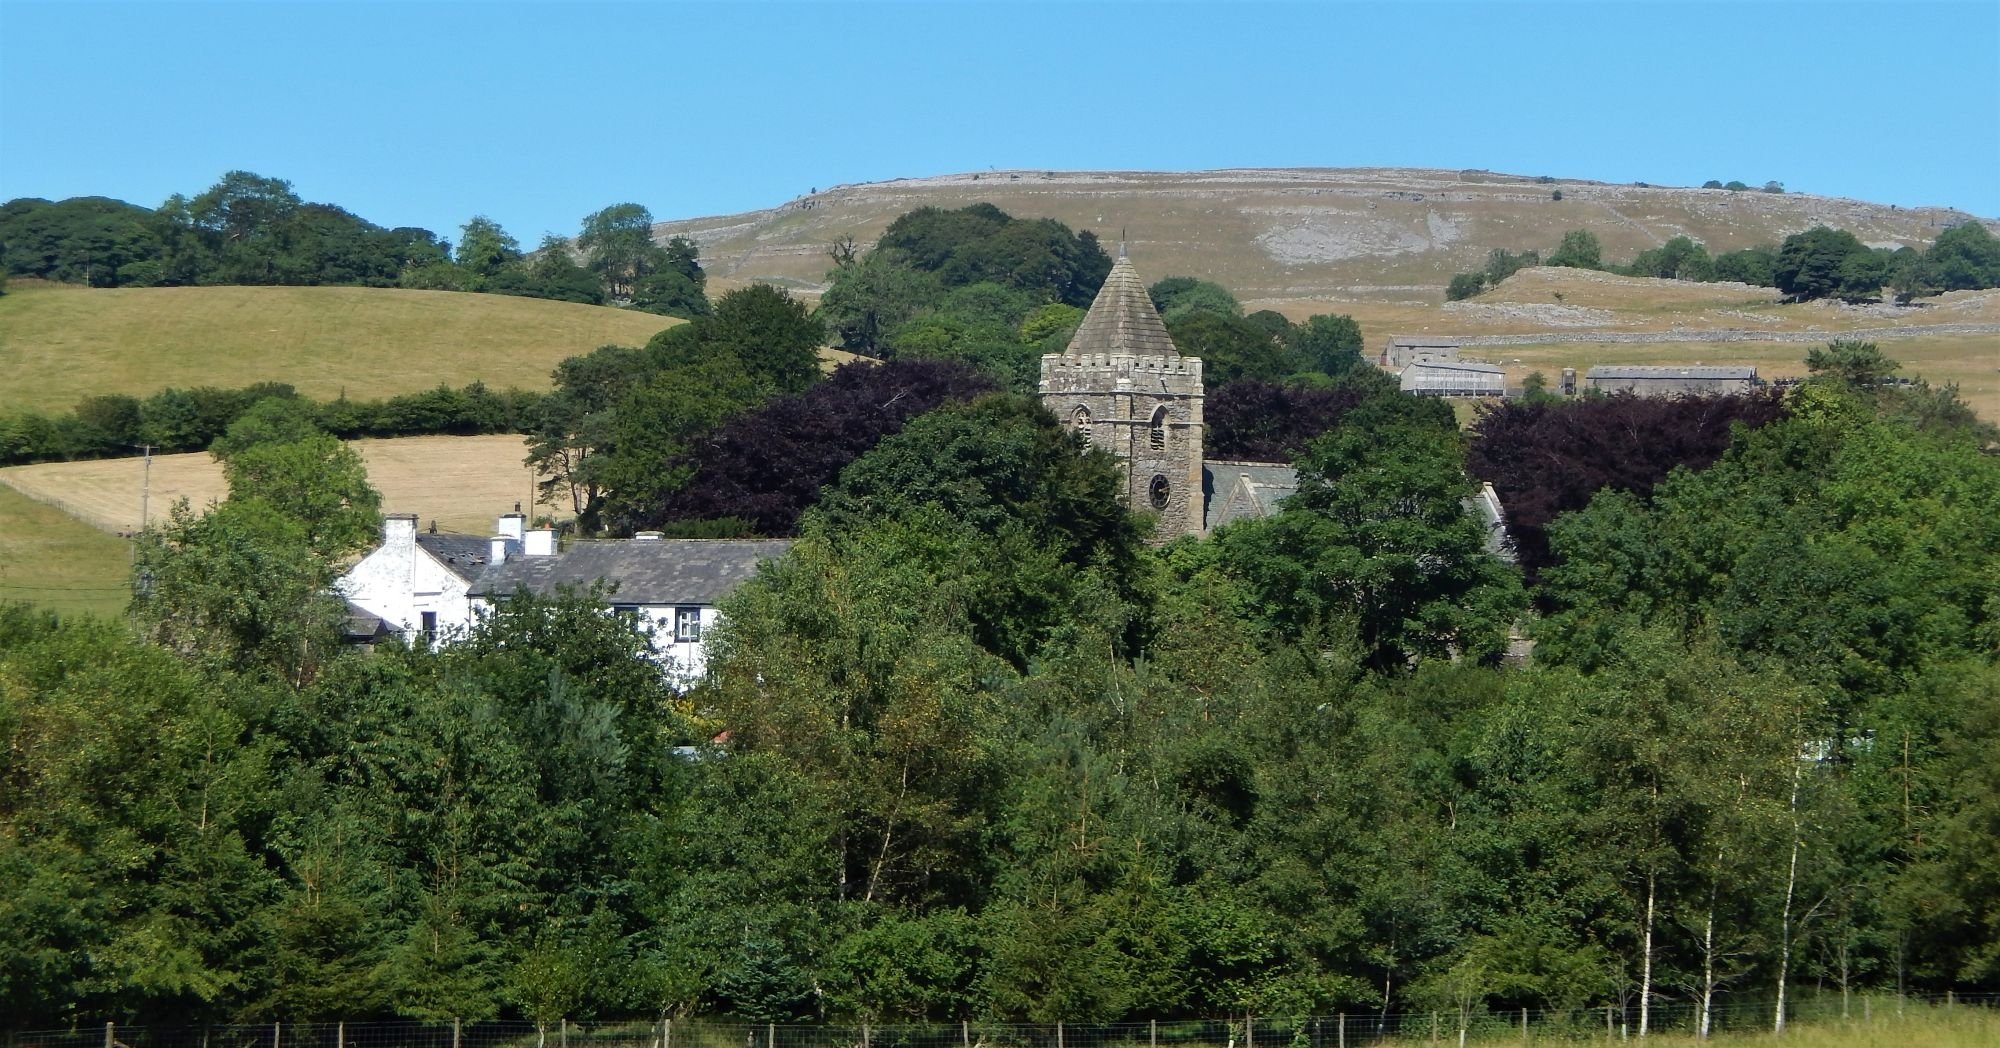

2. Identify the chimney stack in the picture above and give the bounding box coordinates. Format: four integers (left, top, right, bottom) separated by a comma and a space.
524, 528, 557, 557
497, 512, 526, 542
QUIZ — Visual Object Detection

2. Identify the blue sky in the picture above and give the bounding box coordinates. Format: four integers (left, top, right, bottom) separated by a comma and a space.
3, 1, 1996, 245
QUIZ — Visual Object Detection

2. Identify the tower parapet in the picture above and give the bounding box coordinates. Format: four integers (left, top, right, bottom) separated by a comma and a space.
1036, 254, 1206, 539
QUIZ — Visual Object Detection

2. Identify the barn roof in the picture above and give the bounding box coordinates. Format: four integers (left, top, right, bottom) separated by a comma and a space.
469, 539, 794, 606
1064, 255, 1179, 357
1587, 365, 1757, 380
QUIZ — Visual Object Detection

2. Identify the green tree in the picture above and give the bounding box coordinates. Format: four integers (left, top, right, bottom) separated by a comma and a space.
1924, 221, 2000, 292
1775, 226, 1871, 301
1546, 229, 1603, 270
1287, 313, 1366, 376
578, 202, 663, 299
1148, 276, 1242, 323
1446, 272, 1486, 301
220, 431, 382, 560
456, 215, 522, 279
1806, 340, 1900, 390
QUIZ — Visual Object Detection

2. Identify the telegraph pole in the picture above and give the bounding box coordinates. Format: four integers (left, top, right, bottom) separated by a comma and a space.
129, 443, 156, 532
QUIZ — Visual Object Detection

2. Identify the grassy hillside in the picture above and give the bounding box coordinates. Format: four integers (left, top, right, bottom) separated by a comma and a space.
665, 167, 1990, 303
0, 281, 678, 414
0, 484, 130, 618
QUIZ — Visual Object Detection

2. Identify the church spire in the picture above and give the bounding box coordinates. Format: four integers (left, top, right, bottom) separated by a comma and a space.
1064, 254, 1178, 357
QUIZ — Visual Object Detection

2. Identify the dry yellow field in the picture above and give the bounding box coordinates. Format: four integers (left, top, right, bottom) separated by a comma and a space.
0, 281, 678, 414
0, 434, 538, 537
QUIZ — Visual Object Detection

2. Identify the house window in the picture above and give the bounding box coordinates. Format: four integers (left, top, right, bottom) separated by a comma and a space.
674, 606, 703, 643
419, 611, 438, 645
1150, 406, 1169, 450
612, 604, 639, 625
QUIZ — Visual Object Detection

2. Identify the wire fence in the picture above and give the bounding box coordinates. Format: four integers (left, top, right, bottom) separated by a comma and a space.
10, 993, 1997, 1048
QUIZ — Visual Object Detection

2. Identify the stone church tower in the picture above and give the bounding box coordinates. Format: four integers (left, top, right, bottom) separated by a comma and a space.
1039, 253, 1208, 539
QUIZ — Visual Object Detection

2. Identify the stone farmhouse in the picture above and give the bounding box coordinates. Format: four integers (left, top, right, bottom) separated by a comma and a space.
1038, 252, 1297, 540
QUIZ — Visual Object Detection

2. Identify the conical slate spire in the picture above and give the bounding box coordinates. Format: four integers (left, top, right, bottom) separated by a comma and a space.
1063, 255, 1178, 357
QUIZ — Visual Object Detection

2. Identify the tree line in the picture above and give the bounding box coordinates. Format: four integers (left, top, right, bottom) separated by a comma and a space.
4, 336, 1997, 1027
5, 203, 1999, 1029
1444, 220, 2000, 304
0, 381, 546, 468
0, 172, 713, 318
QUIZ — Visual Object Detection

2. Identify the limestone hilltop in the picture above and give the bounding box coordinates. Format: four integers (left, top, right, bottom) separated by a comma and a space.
650, 167, 1993, 305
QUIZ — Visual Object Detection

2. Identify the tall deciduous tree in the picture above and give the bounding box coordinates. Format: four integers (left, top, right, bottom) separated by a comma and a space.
578, 202, 663, 299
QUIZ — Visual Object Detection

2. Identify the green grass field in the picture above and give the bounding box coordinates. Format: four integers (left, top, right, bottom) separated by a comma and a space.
0, 280, 678, 414
0, 483, 131, 619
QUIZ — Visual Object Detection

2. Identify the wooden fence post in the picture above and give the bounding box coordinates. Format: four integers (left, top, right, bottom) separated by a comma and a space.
665, 1017, 672, 1048
963, 1021, 971, 1048
453, 1018, 462, 1048
768, 1023, 776, 1048
1338, 1014, 1346, 1048
273, 1022, 281, 1048
1056, 1022, 1064, 1048
561, 1018, 569, 1048
1246, 1016, 1254, 1048
1865, 997, 1872, 1026
1604, 1006, 1612, 1041
1521, 1007, 1528, 1042
862, 1022, 870, 1048
1149, 1020, 1156, 1048
104, 1023, 114, 1048
336, 1022, 344, 1048
1430, 1011, 1438, 1047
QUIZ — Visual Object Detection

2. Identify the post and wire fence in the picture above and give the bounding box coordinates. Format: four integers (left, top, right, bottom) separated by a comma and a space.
9, 993, 1996, 1048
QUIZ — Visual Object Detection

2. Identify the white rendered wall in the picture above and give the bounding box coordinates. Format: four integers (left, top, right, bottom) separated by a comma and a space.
336, 522, 475, 645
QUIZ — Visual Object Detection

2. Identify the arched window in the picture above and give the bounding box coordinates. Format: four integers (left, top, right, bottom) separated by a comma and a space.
1072, 405, 1092, 439
1150, 406, 1169, 450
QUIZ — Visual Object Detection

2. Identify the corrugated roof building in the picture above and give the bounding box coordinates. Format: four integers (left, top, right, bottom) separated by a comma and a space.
1400, 360, 1506, 397
1585, 365, 1758, 396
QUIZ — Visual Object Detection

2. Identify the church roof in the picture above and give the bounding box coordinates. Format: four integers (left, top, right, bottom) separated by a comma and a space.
1064, 255, 1179, 357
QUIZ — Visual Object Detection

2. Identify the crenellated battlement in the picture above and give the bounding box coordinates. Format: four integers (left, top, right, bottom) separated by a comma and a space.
1040, 353, 1205, 395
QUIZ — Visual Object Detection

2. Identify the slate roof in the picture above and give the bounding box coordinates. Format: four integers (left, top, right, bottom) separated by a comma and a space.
1064, 255, 1180, 357
416, 532, 493, 583
341, 601, 392, 642
1587, 365, 1756, 380
1203, 460, 1300, 531
468, 539, 794, 607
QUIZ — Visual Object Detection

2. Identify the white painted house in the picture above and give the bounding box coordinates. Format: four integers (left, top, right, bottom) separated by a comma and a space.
336, 513, 500, 646
465, 534, 793, 686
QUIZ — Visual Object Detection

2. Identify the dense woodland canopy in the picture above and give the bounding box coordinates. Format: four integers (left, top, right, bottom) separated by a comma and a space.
4, 200, 2000, 1030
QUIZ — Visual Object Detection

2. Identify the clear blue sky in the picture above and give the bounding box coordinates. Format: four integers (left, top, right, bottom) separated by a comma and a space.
4, 0, 1996, 245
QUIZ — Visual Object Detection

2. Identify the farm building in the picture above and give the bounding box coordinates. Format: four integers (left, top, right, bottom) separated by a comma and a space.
1586, 365, 1758, 396
1383, 336, 1468, 369
1400, 360, 1505, 397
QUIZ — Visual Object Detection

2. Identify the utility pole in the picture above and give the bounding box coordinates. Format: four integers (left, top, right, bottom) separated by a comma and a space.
130, 444, 156, 531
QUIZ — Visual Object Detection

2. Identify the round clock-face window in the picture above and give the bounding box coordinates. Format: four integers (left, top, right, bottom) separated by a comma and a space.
1149, 474, 1171, 509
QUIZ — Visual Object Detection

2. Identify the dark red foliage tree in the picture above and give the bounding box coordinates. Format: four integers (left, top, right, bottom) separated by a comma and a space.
626, 359, 998, 536
1467, 391, 1786, 579
1205, 379, 1372, 461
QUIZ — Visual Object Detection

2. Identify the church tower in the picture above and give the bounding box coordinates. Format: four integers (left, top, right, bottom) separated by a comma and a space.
1038, 252, 1207, 539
